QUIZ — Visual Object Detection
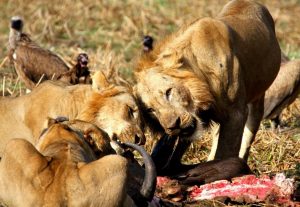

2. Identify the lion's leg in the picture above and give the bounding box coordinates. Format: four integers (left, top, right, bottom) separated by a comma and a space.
215, 106, 248, 159
239, 96, 264, 160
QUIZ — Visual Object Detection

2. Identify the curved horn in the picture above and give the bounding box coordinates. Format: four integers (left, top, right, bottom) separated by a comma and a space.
122, 142, 157, 201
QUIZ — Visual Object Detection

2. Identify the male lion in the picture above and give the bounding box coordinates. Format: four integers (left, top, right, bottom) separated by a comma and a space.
0, 119, 156, 207
135, 0, 281, 173
0, 72, 145, 155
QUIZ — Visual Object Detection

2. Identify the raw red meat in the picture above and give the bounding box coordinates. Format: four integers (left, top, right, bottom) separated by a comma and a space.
188, 173, 296, 205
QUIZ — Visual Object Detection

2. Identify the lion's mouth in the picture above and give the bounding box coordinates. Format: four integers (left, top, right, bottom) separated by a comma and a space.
180, 117, 197, 137
164, 117, 197, 137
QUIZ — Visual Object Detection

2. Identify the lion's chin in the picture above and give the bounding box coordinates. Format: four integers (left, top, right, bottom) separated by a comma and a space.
164, 116, 203, 140
180, 117, 197, 136
180, 117, 204, 141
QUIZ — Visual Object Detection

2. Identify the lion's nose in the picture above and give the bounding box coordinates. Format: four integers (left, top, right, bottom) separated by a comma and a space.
167, 117, 181, 131
135, 134, 146, 145
165, 117, 181, 135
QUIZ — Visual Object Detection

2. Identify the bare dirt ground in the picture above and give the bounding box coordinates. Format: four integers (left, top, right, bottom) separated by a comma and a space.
0, 0, 299, 206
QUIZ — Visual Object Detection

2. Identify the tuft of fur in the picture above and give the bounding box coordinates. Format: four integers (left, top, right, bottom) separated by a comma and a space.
79, 86, 127, 122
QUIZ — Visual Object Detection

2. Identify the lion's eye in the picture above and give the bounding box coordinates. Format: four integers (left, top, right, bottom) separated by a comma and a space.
146, 108, 155, 113
63, 125, 72, 132
128, 107, 135, 118
166, 88, 172, 100
39, 128, 48, 138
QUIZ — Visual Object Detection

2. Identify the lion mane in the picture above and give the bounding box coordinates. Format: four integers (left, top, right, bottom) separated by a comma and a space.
134, 0, 281, 164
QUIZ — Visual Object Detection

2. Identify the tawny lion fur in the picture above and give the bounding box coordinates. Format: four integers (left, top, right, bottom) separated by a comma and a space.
0, 72, 144, 155
264, 59, 300, 123
135, 0, 281, 164
0, 120, 135, 207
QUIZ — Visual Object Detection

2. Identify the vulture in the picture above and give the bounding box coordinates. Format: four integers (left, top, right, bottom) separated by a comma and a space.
8, 16, 92, 89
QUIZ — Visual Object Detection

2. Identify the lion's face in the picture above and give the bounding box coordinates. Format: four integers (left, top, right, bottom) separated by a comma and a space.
36, 122, 97, 160
37, 119, 115, 158
80, 85, 145, 145
135, 68, 213, 140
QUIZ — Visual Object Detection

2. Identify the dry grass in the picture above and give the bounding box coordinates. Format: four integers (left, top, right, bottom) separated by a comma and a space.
183, 99, 300, 169
0, 0, 299, 82
0, 0, 299, 206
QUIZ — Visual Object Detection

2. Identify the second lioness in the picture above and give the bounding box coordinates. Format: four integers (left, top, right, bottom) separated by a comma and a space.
0, 73, 144, 155
0, 119, 156, 207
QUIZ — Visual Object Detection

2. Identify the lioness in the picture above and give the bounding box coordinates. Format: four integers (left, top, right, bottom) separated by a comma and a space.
135, 0, 281, 171
0, 72, 145, 155
0, 119, 155, 207
264, 58, 300, 128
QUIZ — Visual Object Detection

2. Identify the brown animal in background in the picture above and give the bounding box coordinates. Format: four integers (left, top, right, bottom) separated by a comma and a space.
143, 35, 154, 52
8, 16, 69, 90
0, 119, 156, 207
264, 57, 300, 128
58, 53, 92, 84
0, 72, 145, 156
135, 0, 281, 176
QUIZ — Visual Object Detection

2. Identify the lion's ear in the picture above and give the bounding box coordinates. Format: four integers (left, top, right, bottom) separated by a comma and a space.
47, 117, 57, 127
155, 48, 183, 69
68, 120, 115, 156
92, 71, 110, 91
47, 116, 69, 127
